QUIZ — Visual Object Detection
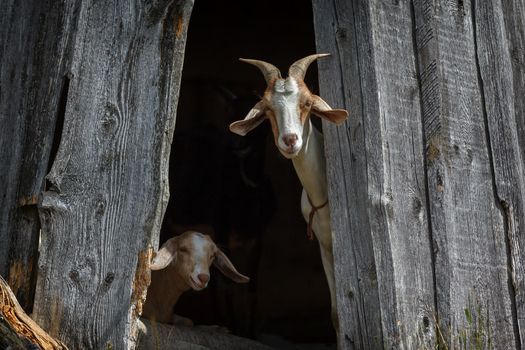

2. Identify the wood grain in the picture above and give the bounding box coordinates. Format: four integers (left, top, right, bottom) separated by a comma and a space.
313, 1, 435, 348
473, 0, 525, 346
413, 0, 519, 348
0, 0, 75, 312
2, 0, 523, 348
28, 0, 193, 348
314, 0, 523, 348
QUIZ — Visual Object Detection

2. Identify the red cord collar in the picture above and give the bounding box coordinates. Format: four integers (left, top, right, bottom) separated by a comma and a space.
306, 195, 328, 240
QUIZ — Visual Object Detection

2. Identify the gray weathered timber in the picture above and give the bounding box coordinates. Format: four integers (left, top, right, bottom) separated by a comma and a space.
314, 0, 524, 348
29, 0, 193, 348
313, 2, 382, 348
0, 0, 75, 311
413, 0, 519, 348
313, 1, 435, 349
474, 0, 525, 345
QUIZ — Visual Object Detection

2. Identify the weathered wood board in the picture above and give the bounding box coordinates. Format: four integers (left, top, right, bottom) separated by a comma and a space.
473, 0, 525, 345
0, 0, 74, 312
313, 1, 435, 349
413, 1, 519, 348
16, 0, 193, 348
2, 0, 524, 348
313, 0, 524, 349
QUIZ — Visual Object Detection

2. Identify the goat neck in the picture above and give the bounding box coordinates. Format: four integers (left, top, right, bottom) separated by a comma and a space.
292, 119, 328, 206
144, 265, 190, 323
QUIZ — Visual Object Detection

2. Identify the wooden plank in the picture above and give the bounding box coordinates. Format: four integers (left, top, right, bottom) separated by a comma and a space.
312, 1, 382, 347
474, 0, 525, 346
31, 0, 193, 348
0, 0, 74, 311
412, 0, 519, 348
313, 1, 435, 348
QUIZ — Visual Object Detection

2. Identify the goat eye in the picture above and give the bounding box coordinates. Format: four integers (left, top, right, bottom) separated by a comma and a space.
179, 247, 189, 253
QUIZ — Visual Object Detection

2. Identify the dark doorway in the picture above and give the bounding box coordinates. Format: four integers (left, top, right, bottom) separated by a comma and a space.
160, 1, 335, 347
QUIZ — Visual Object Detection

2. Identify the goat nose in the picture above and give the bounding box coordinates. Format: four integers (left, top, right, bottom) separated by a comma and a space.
282, 134, 298, 147
198, 273, 210, 284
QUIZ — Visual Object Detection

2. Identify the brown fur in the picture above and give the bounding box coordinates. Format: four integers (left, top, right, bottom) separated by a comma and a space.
143, 231, 249, 325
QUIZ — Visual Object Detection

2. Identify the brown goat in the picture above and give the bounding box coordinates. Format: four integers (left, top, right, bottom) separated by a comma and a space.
143, 231, 249, 325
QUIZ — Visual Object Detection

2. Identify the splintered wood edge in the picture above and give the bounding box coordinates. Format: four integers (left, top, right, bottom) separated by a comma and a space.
0, 275, 68, 349
131, 247, 153, 319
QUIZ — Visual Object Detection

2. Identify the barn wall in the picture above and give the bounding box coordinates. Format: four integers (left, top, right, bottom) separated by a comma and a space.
0, 0, 193, 348
313, 0, 524, 349
0, 0, 74, 312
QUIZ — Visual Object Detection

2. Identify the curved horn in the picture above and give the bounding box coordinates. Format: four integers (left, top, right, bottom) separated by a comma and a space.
288, 53, 331, 81
239, 58, 282, 85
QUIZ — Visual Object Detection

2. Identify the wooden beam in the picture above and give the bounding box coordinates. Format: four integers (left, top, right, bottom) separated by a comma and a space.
312, 1, 435, 348
312, 0, 523, 348
473, 0, 525, 346
0, 0, 71, 312
28, 0, 193, 347
412, 0, 519, 347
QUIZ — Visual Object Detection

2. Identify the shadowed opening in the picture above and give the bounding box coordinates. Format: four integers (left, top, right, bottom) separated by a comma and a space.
156, 1, 335, 348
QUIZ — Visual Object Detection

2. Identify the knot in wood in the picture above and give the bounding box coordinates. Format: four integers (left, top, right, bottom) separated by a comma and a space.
422, 316, 430, 332
336, 27, 347, 40
344, 334, 354, 343
104, 273, 115, 285
412, 196, 422, 215
69, 269, 80, 282
95, 198, 106, 216
100, 103, 119, 134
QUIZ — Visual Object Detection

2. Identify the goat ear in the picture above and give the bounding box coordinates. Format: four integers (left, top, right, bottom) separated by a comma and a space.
310, 95, 348, 125
213, 249, 250, 283
150, 237, 178, 271
229, 101, 266, 136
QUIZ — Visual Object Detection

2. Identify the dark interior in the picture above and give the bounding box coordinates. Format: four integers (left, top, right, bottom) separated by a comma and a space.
159, 1, 334, 347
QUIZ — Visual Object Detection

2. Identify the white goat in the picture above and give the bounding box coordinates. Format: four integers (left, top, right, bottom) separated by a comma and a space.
143, 230, 249, 325
229, 54, 348, 330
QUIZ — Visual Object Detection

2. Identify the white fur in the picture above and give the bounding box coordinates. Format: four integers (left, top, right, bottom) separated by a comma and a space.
230, 56, 346, 336
191, 234, 210, 287
270, 81, 339, 329
270, 95, 340, 330
272, 78, 303, 156
191, 234, 207, 261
